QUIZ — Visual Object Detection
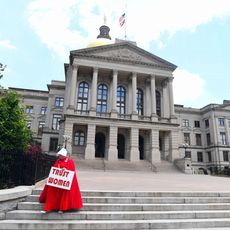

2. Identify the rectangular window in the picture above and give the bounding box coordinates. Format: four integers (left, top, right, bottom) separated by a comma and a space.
52, 114, 62, 130
77, 82, 89, 112
38, 121, 45, 136
74, 131, 85, 146
220, 132, 227, 145
55, 97, 64, 107
218, 118, 225, 126
194, 120, 200, 128
205, 119, 209, 128
49, 138, 58, 152
184, 133, 190, 145
197, 152, 203, 162
182, 119, 189, 127
185, 151, 191, 158
195, 133, 202, 146
25, 106, 33, 114
228, 120, 230, 127
27, 121, 31, 129
223, 151, 229, 162
207, 151, 212, 162
206, 133, 211, 146
40, 106, 47, 115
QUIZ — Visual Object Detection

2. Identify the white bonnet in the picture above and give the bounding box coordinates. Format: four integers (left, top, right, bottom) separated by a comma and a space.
57, 148, 67, 157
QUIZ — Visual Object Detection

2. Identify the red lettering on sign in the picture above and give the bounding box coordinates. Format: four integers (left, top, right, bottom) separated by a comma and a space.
54, 178, 58, 184
58, 179, 63, 186
55, 169, 59, 175
48, 177, 53, 183
52, 168, 56, 174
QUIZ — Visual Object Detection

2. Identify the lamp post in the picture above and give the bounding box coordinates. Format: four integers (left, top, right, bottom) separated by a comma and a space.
182, 143, 189, 158
63, 135, 70, 149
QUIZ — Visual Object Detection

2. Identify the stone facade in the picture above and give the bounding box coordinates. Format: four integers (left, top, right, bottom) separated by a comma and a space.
8, 41, 230, 172
176, 102, 230, 172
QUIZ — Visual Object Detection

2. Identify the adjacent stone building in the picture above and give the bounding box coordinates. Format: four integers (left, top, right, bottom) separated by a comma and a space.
7, 24, 230, 172
176, 101, 230, 172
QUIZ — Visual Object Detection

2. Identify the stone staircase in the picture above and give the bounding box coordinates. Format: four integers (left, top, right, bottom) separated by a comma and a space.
155, 160, 181, 174
2, 190, 230, 229
74, 158, 156, 172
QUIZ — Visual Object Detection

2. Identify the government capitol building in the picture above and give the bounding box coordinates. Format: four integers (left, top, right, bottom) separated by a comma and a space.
8, 23, 230, 174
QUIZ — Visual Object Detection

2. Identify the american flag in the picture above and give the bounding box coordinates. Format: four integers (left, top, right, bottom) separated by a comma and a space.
119, 13, 125, 27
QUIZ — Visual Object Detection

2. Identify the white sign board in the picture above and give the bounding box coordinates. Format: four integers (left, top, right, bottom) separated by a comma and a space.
46, 167, 74, 190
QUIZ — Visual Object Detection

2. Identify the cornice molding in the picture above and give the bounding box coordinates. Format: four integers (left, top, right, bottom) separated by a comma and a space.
70, 42, 177, 71
73, 53, 175, 71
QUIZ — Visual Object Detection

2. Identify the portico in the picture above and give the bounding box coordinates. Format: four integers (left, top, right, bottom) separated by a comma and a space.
57, 39, 179, 164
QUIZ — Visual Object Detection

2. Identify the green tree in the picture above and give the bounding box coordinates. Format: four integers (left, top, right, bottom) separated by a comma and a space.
0, 91, 32, 151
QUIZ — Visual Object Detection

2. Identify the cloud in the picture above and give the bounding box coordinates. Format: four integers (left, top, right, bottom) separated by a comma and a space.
0, 40, 16, 49
27, 0, 230, 58
173, 68, 205, 106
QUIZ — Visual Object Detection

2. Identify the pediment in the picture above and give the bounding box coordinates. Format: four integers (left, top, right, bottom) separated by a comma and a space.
70, 42, 177, 71
91, 47, 158, 64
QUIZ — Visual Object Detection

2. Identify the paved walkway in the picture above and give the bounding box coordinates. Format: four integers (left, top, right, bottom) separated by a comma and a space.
37, 170, 230, 192
77, 170, 230, 192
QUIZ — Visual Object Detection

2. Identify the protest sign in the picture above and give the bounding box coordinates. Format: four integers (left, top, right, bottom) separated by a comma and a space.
46, 167, 74, 190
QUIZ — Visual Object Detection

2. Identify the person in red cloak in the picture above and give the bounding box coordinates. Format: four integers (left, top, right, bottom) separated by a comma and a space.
39, 148, 83, 213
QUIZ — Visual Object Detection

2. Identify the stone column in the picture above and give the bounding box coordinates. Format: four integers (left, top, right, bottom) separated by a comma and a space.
168, 130, 179, 162
64, 67, 71, 112
145, 79, 151, 116
111, 70, 118, 118
107, 126, 118, 160
224, 118, 229, 145
131, 72, 138, 120
162, 80, 170, 118
211, 111, 218, 144
168, 77, 175, 117
90, 67, 98, 116
85, 124, 96, 159
150, 75, 157, 121
150, 129, 161, 163
130, 127, 139, 161
68, 65, 78, 110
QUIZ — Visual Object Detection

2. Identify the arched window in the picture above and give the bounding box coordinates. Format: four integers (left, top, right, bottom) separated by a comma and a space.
74, 131, 85, 146
156, 90, 161, 116
136, 88, 143, 115
77, 81, 89, 111
117, 86, 126, 114
97, 84, 108, 113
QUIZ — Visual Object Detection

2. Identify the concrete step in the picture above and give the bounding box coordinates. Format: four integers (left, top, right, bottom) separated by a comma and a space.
74, 158, 105, 171
17, 201, 230, 211
1, 218, 230, 229
6, 210, 230, 220
155, 160, 180, 173
3, 189, 230, 229
26, 194, 230, 204
73, 158, 156, 172
32, 189, 230, 197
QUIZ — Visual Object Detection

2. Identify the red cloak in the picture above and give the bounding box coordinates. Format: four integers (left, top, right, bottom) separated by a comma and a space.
39, 157, 83, 212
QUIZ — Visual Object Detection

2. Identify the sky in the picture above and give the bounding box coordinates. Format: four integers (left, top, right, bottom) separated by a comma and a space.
0, 0, 230, 109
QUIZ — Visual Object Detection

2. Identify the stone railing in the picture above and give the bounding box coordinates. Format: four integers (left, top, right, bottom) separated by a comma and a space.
174, 158, 193, 174
0, 186, 34, 220
118, 114, 132, 119
96, 112, 110, 118
75, 110, 89, 115
138, 115, 151, 121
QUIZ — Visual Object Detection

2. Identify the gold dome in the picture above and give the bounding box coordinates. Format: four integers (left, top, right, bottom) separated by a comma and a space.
87, 37, 113, 48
